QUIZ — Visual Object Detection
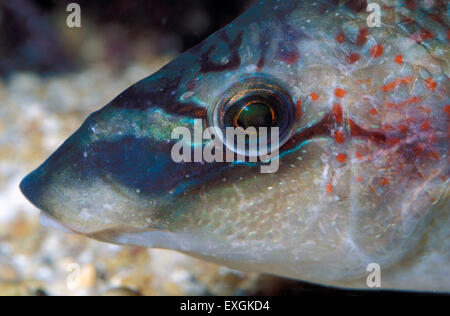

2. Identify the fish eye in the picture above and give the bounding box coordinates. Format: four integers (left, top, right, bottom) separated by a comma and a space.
226, 98, 278, 132
211, 76, 296, 157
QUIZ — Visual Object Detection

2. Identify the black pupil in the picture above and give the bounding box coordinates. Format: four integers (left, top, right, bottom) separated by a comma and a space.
236, 102, 274, 129
215, 79, 295, 156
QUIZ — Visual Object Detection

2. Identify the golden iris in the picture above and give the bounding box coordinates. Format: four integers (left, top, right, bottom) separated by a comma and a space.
233, 100, 276, 130
212, 76, 296, 156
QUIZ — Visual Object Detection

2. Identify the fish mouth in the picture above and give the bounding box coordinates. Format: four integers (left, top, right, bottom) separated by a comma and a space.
19, 135, 167, 237
20, 170, 75, 234
39, 212, 74, 233
20, 167, 48, 214
19, 135, 99, 234
20, 128, 82, 213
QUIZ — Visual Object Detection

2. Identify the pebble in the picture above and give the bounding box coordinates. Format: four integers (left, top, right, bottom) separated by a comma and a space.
0, 263, 19, 281
102, 287, 141, 296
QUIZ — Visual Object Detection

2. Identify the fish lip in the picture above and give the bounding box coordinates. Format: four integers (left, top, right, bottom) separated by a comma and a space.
20, 169, 72, 231
19, 134, 89, 221
21, 172, 76, 234
20, 168, 47, 213
40, 212, 74, 234
20, 165, 60, 221
20, 166, 102, 235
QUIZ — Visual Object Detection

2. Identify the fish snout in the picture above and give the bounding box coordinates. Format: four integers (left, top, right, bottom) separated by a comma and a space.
20, 134, 104, 234
19, 115, 190, 237
20, 167, 47, 214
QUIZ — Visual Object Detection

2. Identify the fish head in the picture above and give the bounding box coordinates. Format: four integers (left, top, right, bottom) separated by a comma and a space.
20, 0, 449, 289
20, 1, 299, 241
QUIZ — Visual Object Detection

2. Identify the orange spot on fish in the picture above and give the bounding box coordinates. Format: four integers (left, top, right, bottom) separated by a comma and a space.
413, 143, 424, 156
421, 120, 430, 131
281, 51, 299, 64
369, 108, 378, 115
194, 109, 207, 117
356, 78, 372, 86
381, 81, 397, 92
386, 138, 400, 146
296, 99, 303, 119
334, 88, 346, 98
398, 124, 409, 133
326, 182, 333, 194
356, 27, 369, 45
336, 153, 347, 163
421, 29, 434, 40
381, 76, 413, 92
441, 175, 448, 182
382, 124, 393, 131
425, 78, 437, 91
336, 33, 345, 43
334, 130, 345, 143
394, 55, 403, 64
397, 96, 421, 108
386, 102, 395, 108
379, 178, 390, 186
407, 96, 421, 104
385, 96, 421, 109
355, 151, 363, 160
444, 105, 450, 116
370, 186, 376, 194
370, 44, 384, 58
409, 29, 433, 43
399, 76, 414, 84
429, 151, 440, 160
355, 176, 363, 183
417, 106, 432, 114
402, 17, 415, 25
310, 92, 319, 101
332, 103, 343, 123
347, 53, 360, 63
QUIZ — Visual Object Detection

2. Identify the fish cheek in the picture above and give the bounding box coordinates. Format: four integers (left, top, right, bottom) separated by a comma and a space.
346, 142, 447, 269
165, 141, 331, 255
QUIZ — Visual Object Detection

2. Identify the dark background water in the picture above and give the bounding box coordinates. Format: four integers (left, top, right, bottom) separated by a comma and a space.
0, 0, 252, 75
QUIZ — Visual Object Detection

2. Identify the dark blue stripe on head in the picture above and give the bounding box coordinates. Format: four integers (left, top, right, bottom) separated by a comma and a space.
87, 136, 228, 196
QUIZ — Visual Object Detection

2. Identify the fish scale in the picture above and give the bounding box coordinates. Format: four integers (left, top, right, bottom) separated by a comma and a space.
20, 0, 449, 290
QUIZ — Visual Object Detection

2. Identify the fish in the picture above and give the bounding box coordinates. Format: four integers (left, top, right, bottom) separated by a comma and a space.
20, 0, 449, 291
